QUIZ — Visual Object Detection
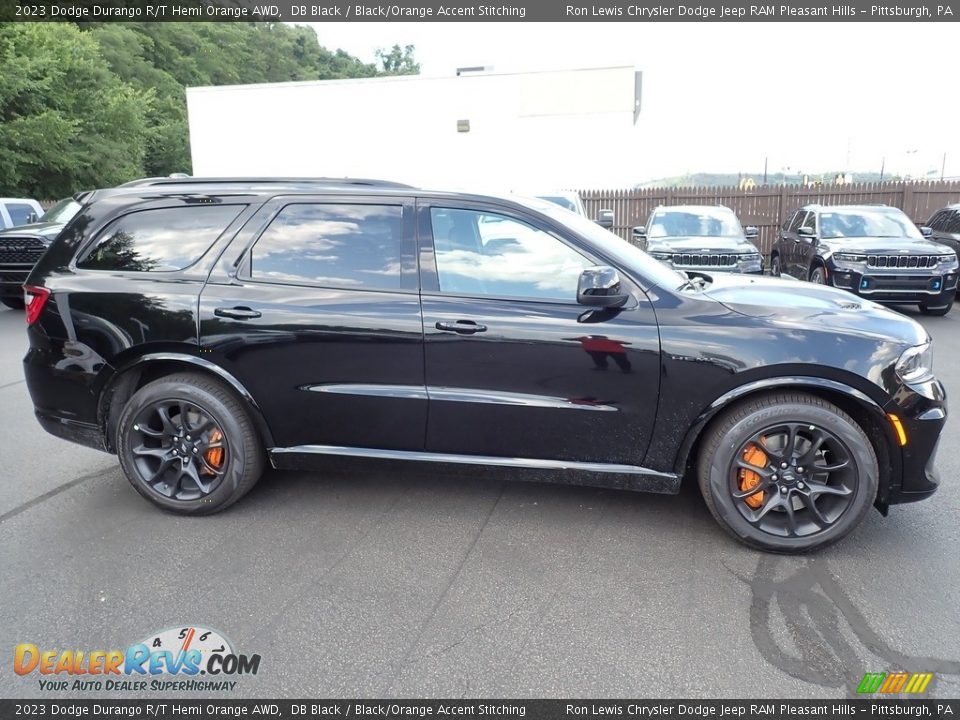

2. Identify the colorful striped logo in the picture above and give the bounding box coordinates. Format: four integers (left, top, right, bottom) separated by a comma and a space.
857, 672, 933, 694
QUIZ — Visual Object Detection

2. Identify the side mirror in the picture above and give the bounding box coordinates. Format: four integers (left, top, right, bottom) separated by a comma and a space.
577, 266, 630, 308
632, 226, 646, 239
920, 226, 934, 238
797, 226, 817, 238
744, 226, 759, 239
26, 212, 38, 224
595, 209, 615, 229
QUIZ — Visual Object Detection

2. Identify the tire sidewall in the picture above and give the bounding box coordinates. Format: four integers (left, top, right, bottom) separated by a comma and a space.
771, 254, 781, 277
810, 266, 826, 284
117, 380, 253, 514
705, 402, 878, 552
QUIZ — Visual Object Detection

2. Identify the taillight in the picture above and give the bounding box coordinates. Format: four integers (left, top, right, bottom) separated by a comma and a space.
23, 285, 50, 326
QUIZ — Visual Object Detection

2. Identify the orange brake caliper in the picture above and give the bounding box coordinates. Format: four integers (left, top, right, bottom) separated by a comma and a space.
738, 442, 768, 509
202, 430, 225, 476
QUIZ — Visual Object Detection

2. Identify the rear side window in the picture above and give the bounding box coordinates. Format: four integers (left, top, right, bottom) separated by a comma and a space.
249, 203, 403, 291
6, 203, 37, 226
928, 210, 947, 230
78, 205, 242, 272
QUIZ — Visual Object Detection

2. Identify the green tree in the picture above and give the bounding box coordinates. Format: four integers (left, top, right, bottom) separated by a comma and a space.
375, 44, 421, 76
0, 23, 150, 198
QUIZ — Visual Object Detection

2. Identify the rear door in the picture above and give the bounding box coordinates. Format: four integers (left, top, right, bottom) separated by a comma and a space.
417, 199, 661, 466
795, 211, 819, 277
198, 195, 426, 451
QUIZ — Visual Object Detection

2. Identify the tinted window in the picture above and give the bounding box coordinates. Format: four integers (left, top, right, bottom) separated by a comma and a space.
818, 208, 922, 240
947, 210, 960, 234
430, 208, 591, 301
6, 203, 37, 226
79, 205, 242, 272
250, 204, 403, 290
927, 211, 946, 230
781, 212, 796, 232
788, 211, 807, 232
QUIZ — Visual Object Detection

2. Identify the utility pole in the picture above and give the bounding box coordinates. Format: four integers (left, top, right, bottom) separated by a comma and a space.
880, 156, 885, 182
942, 152, 947, 182
763, 156, 768, 185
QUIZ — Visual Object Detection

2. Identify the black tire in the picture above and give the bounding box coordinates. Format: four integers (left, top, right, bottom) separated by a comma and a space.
697, 392, 878, 553
809, 265, 827, 285
116, 372, 265, 514
919, 303, 951, 316
770, 253, 781, 277
1, 297, 24, 310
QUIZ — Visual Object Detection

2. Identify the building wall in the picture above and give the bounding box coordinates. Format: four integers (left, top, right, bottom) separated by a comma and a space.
186, 67, 640, 190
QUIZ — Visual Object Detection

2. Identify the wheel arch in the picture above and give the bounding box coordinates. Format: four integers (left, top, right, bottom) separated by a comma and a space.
96, 353, 275, 453
674, 377, 899, 510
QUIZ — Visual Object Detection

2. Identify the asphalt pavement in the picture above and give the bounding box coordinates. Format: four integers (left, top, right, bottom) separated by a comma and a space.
1, 302, 959, 699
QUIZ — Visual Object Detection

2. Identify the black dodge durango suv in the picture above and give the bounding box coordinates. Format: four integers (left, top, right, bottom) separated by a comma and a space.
22, 178, 946, 552
771, 204, 958, 315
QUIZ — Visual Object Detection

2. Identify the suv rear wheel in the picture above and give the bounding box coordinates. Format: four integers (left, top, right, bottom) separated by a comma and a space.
116, 372, 265, 514
697, 392, 877, 553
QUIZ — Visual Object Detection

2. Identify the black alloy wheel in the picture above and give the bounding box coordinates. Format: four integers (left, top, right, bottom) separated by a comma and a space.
809, 266, 827, 285
698, 392, 877, 553
117, 372, 265, 514
729, 422, 857, 539
128, 400, 228, 501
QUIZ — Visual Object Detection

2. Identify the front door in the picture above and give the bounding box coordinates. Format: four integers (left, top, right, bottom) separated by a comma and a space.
418, 200, 661, 466
198, 195, 426, 451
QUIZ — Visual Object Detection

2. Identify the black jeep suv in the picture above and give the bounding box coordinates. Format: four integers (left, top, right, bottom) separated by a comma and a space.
0, 196, 83, 309
632, 205, 763, 274
771, 204, 958, 315
22, 178, 946, 552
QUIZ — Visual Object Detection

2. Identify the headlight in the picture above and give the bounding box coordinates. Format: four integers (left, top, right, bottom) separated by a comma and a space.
896, 342, 934, 384
739, 253, 761, 263
650, 252, 672, 261
834, 253, 867, 263
939, 253, 958, 267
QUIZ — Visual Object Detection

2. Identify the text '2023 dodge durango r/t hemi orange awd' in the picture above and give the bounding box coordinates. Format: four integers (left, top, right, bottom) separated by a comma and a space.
20, 178, 946, 552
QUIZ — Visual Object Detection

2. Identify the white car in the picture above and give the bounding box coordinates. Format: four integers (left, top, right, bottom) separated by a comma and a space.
533, 191, 615, 229
0, 198, 43, 229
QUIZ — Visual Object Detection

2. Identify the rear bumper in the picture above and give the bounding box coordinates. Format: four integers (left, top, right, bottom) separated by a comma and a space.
34, 410, 108, 453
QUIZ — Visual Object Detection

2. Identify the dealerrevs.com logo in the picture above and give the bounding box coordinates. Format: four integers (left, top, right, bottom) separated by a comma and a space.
14, 626, 261, 692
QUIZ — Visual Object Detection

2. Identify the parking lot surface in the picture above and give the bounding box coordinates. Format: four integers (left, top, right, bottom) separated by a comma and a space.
1, 303, 959, 699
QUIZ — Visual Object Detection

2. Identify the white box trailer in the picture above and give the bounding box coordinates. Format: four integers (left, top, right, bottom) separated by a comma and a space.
185, 66, 642, 190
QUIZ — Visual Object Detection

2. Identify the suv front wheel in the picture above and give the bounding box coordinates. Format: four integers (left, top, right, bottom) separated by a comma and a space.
697, 392, 878, 553
116, 372, 265, 514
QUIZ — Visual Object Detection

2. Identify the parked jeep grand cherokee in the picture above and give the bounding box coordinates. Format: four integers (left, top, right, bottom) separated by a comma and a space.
22, 178, 946, 552
631, 205, 763, 274
771, 204, 958, 315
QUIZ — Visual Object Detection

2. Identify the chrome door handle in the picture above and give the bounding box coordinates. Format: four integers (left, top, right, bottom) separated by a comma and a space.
215, 306, 262, 320
435, 320, 487, 334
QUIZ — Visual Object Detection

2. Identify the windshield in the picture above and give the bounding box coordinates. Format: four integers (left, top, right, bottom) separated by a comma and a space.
537, 195, 579, 213
534, 201, 689, 291
819, 209, 923, 240
40, 198, 81, 224
648, 208, 744, 239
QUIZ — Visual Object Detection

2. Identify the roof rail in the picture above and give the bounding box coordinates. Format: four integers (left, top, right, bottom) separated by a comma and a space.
118, 177, 415, 189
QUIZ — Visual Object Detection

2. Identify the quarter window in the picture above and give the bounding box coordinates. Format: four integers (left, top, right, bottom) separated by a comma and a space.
6, 203, 37, 226
250, 204, 403, 290
79, 205, 243, 272
429, 208, 591, 301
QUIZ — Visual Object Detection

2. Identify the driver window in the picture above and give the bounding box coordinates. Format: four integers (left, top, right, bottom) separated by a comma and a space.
429, 208, 592, 301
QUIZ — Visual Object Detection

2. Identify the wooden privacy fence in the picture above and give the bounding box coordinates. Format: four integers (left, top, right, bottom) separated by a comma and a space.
581, 180, 960, 256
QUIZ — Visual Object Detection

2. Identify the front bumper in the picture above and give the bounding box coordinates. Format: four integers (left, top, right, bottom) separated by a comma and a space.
885, 377, 947, 504
653, 254, 764, 275
828, 263, 958, 305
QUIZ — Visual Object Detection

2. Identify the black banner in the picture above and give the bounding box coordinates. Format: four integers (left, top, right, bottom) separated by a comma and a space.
2, 0, 959, 22
1, 700, 959, 720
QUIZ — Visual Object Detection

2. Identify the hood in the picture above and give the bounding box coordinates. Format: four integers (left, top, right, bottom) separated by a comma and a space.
0, 221, 64, 241
820, 236, 953, 255
648, 236, 756, 253
698, 273, 928, 345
